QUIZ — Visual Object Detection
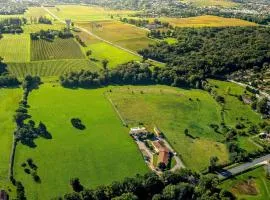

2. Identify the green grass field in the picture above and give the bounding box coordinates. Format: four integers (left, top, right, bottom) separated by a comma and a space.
14, 83, 148, 200
7, 59, 100, 78
85, 42, 141, 68
0, 88, 22, 194
107, 85, 229, 171
221, 166, 270, 199
31, 38, 85, 61
0, 34, 30, 62
47, 5, 137, 21
23, 23, 65, 34
78, 20, 154, 52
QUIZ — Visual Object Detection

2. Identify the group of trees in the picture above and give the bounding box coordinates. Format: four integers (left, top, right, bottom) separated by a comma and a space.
0, 57, 19, 87
0, 17, 25, 34
38, 16, 52, 24
30, 28, 73, 41
56, 170, 234, 200
120, 17, 171, 30
139, 27, 270, 82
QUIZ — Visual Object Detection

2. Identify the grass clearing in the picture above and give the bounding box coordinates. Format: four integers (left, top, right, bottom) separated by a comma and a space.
107, 85, 229, 171
31, 38, 85, 61
47, 5, 137, 21
85, 42, 141, 68
14, 83, 148, 200
0, 34, 30, 62
23, 23, 65, 33
77, 20, 154, 51
0, 88, 22, 194
221, 166, 270, 199
7, 59, 99, 78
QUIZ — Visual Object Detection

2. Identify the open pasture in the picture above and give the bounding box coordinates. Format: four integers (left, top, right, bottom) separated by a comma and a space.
14, 83, 148, 200
77, 20, 155, 51
157, 15, 257, 27
23, 23, 65, 33
0, 88, 22, 192
47, 5, 137, 21
85, 42, 141, 68
181, 0, 239, 7
107, 85, 229, 171
221, 166, 270, 199
7, 59, 99, 78
31, 38, 85, 61
0, 34, 30, 62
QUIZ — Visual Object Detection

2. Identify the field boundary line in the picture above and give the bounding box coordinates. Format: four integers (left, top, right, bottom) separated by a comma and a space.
42, 6, 165, 66
104, 93, 127, 126
8, 129, 17, 179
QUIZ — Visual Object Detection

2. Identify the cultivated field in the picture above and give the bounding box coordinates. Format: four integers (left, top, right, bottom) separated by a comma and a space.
7, 59, 99, 78
31, 38, 85, 61
14, 84, 148, 199
85, 42, 141, 68
181, 0, 239, 7
23, 23, 65, 34
157, 15, 257, 27
107, 85, 229, 171
221, 166, 270, 199
0, 88, 22, 192
77, 20, 155, 51
0, 34, 30, 62
47, 5, 137, 21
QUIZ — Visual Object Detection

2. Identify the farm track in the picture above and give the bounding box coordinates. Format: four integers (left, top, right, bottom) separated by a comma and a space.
42, 6, 164, 65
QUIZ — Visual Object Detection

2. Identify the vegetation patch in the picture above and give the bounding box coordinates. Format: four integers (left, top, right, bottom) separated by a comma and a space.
71, 118, 86, 130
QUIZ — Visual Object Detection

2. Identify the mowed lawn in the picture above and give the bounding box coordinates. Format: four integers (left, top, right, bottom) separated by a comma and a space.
78, 20, 155, 51
108, 85, 229, 171
157, 15, 257, 27
0, 34, 30, 62
31, 38, 85, 61
47, 5, 137, 21
221, 166, 270, 199
14, 84, 148, 200
7, 59, 100, 78
85, 42, 141, 68
0, 88, 22, 190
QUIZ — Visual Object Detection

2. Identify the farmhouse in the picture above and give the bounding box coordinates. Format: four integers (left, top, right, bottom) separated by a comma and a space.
0, 190, 8, 200
152, 141, 170, 166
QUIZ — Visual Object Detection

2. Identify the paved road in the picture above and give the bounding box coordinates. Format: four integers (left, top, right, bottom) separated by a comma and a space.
217, 154, 270, 179
42, 6, 164, 65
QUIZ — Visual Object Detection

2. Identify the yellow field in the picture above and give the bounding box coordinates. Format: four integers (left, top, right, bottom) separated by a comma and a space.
77, 20, 155, 51
48, 5, 137, 21
181, 0, 238, 7
24, 7, 52, 19
159, 15, 257, 27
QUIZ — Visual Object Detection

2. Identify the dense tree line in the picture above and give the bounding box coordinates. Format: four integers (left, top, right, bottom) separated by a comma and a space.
0, 58, 20, 87
139, 27, 270, 81
55, 170, 234, 200
120, 18, 171, 30
0, 18, 25, 34
30, 28, 73, 41
60, 62, 202, 89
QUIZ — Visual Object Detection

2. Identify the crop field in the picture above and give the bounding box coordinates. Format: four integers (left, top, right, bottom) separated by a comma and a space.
47, 5, 137, 21
0, 88, 22, 193
23, 23, 65, 33
181, 0, 239, 7
14, 84, 148, 200
221, 166, 270, 199
107, 85, 229, 171
0, 34, 30, 62
7, 59, 99, 78
24, 7, 52, 19
85, 42, 141, 68
77, 21, 155, 51
158, 15, 257, 27
31, 38, 85, 61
